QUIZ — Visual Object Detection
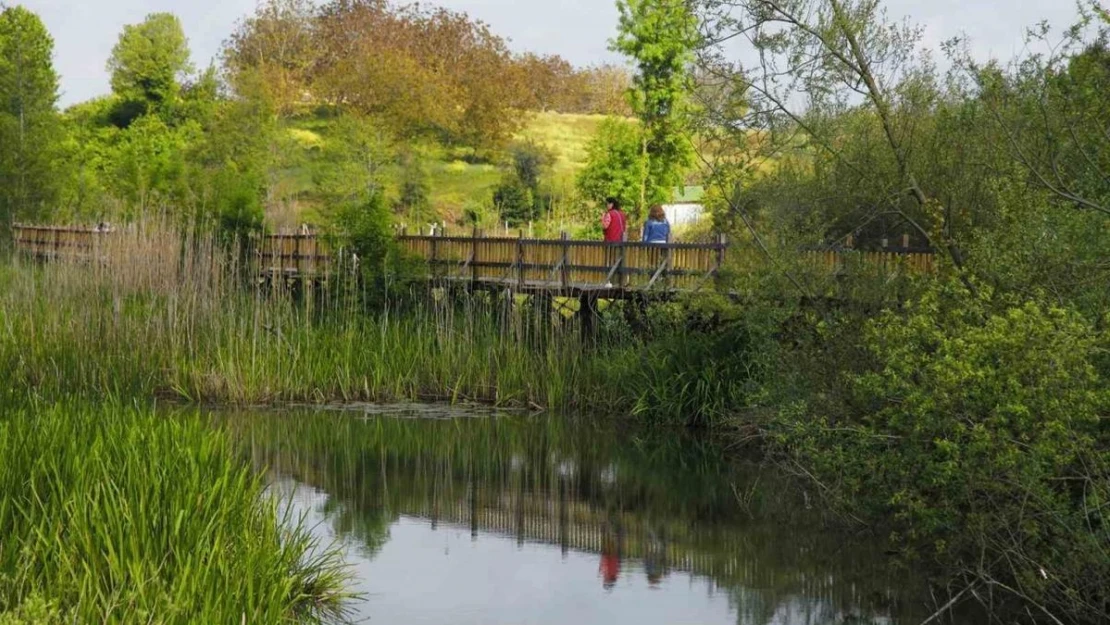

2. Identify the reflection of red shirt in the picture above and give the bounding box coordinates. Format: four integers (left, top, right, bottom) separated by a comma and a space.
602, 209, 627, 242
600, 552, 620, 585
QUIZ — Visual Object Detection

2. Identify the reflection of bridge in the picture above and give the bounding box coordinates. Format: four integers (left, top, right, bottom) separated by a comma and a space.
404, 486, 758, 583
14, 224, 936, 301
297, 471, 916, 625
274, 459, 910, 617
234, 409, 931, 624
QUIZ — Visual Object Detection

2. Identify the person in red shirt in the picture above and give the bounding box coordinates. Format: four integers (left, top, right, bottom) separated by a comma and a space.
600, 197, 627, 242
599, 532, 621, 590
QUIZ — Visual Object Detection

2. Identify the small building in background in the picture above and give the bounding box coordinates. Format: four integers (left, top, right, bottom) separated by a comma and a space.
663, 186, 706, 227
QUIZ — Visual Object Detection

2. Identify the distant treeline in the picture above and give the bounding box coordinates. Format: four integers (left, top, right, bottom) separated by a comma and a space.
224, 0, 632, 145
0, 0, 635, 234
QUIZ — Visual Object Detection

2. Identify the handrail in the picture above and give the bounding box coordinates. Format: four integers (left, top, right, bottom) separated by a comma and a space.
10, 225, 937, 293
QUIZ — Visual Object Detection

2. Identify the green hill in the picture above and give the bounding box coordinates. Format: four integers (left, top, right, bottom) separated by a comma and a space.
268, 111, 613, 230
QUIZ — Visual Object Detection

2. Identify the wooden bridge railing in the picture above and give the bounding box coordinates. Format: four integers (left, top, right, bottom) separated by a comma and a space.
11, 224, 936, 295
398, 233, 728, 293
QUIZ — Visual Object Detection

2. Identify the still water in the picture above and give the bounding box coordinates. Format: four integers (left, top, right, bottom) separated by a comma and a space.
230, 405, 944, 625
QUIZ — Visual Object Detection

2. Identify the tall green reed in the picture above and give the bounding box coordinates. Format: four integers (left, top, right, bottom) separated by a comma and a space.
0, 400, 350, 623
0, 223, 768, 424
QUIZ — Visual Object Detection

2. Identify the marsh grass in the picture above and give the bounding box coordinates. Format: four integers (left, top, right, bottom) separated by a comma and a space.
0, 400, 350, 623
0, 223, 771, 621
0, 222, 770, 425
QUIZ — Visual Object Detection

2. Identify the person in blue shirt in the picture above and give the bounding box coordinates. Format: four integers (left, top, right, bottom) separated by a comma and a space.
641, 204, 671, 243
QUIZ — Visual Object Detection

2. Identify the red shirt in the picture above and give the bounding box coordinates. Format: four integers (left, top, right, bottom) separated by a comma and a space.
601, 209, 627, 242
600, 552, 621, 585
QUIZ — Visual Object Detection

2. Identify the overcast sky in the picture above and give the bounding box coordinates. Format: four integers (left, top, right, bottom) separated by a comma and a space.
15, 0, 1084, 107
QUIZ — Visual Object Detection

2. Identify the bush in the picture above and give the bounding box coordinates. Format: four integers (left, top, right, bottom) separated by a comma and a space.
509, 140, 553, 192
394, 151, 431, 219
623, 297, 780, 427
576, 118, 667, 220
774, 280, 1110, 621
492, 177, 536, 226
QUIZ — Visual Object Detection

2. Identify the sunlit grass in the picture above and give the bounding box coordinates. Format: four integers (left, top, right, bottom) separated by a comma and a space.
0, 223, 763, 425
0, 400, 350, 623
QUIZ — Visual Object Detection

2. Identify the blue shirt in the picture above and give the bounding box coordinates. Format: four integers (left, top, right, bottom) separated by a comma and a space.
642, 219, 671, 243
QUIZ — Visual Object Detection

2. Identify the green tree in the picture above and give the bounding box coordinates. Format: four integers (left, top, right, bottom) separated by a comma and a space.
612, 0, 698, 209
394, 150, 430, 221
106, 114, 194, 217
223, 0, 317, 117
492, 177, 534, 226
0, 5, 64, 232
106, 13, 192, 121
313, 114, 393, 207
185, 96, 274, 238
576, 118, 652, 217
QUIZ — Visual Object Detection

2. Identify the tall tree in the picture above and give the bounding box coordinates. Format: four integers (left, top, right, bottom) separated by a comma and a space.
107, 13, 192, 119
576, 118, 650, 215
694, 0, 976, 294
223, 0, 317, 117
612, 0, 699, 209
0, 4, 63, 231
314, 0, 525, 150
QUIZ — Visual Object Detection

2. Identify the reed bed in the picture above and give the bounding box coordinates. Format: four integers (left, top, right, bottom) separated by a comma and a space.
0, 400, 349, 623
0, 225, 606, 410
0, 225, 764, 623
1, 223, 767, 419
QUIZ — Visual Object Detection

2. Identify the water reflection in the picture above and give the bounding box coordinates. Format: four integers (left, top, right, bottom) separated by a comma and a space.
228, 406, 944, 625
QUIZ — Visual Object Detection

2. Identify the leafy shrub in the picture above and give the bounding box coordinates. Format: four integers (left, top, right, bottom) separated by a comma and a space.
628, 299, 779, 427
774, 280, 1110, 621
509, 140, 553, 192
394, 151, 431, 219
576, 118, 667, 219
492, 177, 535, 226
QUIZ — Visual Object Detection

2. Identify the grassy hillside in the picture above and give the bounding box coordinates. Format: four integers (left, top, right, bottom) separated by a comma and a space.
268, 111, 613, 230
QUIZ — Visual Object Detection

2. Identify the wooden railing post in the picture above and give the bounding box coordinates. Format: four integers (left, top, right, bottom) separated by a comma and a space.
617, 232, 627, 290
517, 231, 525, 290
715, 233, 727, 276
664, 244, 673, 292
560, 232, 569, 291
429, 226, 439, 280
296, 235, 305, 276
471, 226, 479, 288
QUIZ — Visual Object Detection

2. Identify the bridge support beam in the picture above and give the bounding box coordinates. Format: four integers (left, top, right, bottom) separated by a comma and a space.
578, 293, 599, 342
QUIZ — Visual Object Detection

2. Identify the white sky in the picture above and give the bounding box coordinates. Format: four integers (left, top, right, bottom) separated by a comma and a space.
12, 0, 1086, 107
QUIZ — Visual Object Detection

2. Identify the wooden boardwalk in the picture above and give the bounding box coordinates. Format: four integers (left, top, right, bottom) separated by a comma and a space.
12, 224, 936, 299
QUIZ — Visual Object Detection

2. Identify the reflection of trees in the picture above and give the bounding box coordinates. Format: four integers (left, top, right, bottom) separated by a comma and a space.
230, 411, 923, 625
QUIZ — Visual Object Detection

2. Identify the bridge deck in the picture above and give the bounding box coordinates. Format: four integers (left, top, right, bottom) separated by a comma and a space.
12, 225, 937, 298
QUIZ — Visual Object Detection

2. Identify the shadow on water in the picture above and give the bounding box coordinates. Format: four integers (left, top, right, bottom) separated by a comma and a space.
221, 405, 969, 625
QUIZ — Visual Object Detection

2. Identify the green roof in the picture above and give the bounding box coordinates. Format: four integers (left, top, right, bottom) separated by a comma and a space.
671, 186, 705, 203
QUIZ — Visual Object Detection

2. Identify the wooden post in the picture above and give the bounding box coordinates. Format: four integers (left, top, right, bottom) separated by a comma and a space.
516, 231, 525, 290
53, 228, 60, 259
579, 293, 597, 343
429, 226, 439, 281
294, 235, 304, 277
715, 233, 727, 276
471, 226, 479, 290
663, 243, 673, 292
617, 231, 626, 290
560, 232, 570, 291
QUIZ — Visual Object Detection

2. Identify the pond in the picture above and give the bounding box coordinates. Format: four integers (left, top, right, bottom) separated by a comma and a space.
228, 405, 959, 625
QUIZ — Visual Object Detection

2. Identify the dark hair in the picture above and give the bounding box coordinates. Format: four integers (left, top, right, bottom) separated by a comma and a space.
605, 197, 620, 210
